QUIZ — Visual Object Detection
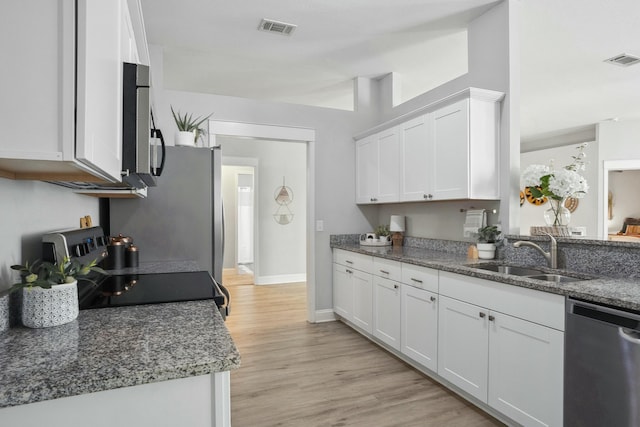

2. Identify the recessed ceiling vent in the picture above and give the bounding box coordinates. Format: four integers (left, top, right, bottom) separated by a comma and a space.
604, 53, 640, 67
258, 19, 297, 36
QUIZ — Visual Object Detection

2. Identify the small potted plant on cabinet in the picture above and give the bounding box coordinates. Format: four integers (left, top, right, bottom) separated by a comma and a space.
476, 225, 502, 259
3, 258, 106, 328
171, 106, 213, 147
375, 224, 391, 243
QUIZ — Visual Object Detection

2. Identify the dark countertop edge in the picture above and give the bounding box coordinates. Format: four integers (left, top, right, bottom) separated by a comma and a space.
331, 243, 640, 312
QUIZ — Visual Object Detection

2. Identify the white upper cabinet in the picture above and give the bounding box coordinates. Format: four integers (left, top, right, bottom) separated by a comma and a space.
0, 0, 145, 184
399, 115, 431, 202
355, 88, 503, 205
356, 127, 400, 204
75, 0, 124, 181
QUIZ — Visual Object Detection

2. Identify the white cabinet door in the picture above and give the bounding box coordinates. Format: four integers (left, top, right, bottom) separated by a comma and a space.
438, 295, 489, 402
401, 285, 438, 371
75, 0, 124, 182
376, 127, 400, 203
355, 135, 378, 204
400, 115, 431, 202
373, 276, 401, 350
352, 269, 373, 334
488, 312, 564, 427
431, 98, 469, 201
333, 263, 353, 321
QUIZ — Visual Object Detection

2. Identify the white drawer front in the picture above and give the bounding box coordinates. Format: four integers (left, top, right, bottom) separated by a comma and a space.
439, 271, 565, 331
334, 249, 373, 273
373, 257, 401, 281
401, 263, 438, 293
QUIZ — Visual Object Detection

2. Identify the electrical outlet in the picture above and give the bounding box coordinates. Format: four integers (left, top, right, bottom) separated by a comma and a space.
316, 220, 324, 232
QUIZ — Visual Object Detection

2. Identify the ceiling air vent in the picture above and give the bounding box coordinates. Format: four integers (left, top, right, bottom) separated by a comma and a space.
258, 19, 297, 36
604, 53, 640, 67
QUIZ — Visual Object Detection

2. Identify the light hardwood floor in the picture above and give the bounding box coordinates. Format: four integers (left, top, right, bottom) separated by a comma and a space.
226, 282, 505, 427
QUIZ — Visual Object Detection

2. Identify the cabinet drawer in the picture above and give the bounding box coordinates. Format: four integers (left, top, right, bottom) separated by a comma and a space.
373, 257, 401, 281
334, 249, 372, 273
439, 271, 565, 331
401, 263, 438, 293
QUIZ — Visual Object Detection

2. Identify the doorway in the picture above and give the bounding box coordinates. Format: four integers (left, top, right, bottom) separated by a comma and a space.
602, 159, 640, 240
222, 162, 256, 286
210, 121, 316, 322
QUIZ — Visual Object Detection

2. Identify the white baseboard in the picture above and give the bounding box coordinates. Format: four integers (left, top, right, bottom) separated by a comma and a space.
254, 273, 306, 285
314, 309, 336, 323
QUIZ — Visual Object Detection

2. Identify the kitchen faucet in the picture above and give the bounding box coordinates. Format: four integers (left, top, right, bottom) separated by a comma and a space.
513, 232, 558, 269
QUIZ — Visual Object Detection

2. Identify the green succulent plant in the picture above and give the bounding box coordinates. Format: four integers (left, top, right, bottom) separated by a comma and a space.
476, 225, 502, 243
171, 106, 213, 144
2, 257, 107, 297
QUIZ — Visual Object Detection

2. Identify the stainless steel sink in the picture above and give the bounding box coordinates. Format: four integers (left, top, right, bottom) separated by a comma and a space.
471, 264, 584, 283
525, 274, 582, 283
473, 264, 545, 276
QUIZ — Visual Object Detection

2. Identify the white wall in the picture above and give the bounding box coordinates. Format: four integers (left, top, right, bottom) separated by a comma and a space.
221, 138, 307, 283
0, 178, 99, 291
520, 143, 598, 235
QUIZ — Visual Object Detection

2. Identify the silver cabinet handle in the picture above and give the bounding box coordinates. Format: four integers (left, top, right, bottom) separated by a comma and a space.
479, 312, 486, 318
379, 270, 389, 274
428, 194, 433, 199
430, 296, 436, 302
488, 315, 495, 322
411, 278, 423, 284
345, 260, 353, 264
346, 269, 353, 274
423, 194, 429, 199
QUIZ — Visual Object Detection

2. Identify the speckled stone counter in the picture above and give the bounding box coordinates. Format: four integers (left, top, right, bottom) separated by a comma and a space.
332, 242, 640, 312
0, 299, 240, 408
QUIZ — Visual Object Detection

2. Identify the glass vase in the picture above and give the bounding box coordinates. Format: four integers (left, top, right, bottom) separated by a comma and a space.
544, 198, 571, 226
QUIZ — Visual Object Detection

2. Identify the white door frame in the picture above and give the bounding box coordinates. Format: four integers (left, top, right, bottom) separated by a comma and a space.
210, 120, 317, 323
601, 159, 640, 238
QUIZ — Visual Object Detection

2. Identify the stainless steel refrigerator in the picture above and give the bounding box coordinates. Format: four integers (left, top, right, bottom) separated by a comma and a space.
109, 146, 224, 285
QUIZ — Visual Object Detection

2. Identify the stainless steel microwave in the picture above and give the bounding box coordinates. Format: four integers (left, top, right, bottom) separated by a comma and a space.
122, 62, 165, 188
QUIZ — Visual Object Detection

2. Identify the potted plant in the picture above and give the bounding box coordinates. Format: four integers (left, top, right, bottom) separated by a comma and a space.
3, 258, 106, 328
171, 106, 213, 147
476, 225, 502, 259
375, 224, 391, 243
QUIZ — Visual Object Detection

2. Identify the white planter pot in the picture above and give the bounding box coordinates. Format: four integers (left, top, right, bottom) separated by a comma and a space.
21, 281, 78, 328
175, 130, 196, 147
477, 243, 497, 260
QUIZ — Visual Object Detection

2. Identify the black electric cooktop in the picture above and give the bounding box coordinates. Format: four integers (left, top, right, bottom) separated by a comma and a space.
78, 271, 226, 310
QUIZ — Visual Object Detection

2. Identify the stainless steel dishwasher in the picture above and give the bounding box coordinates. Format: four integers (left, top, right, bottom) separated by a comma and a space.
565, 298, 640, 426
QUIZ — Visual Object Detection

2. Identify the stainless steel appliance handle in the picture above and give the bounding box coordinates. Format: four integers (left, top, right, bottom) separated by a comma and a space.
569, 297, 640, 328
619, 328, 640, 344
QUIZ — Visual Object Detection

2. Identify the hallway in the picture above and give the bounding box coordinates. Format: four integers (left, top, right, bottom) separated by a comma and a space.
225, 283, 504, 427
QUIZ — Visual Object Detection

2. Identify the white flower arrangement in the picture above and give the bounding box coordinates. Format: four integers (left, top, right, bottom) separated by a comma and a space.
522, 144, 589, 201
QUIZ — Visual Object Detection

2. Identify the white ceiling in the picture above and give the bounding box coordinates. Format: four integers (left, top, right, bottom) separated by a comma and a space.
141, 0, 640, 141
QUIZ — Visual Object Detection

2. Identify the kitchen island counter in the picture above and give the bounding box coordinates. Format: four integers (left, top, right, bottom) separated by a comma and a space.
0, 299, 239, 425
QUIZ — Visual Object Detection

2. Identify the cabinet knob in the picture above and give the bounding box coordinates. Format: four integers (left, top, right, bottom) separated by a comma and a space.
411, 278, 423, 284
346, 269, 353, 274
393, 284, 399, 289
479, 312, 486, 318
488, 315, 495, 322
423, 194, 429, 199
428, 194, 433, 199
379, 270, 389, 275
430, 296, 436, 302
345, 260, 353, 264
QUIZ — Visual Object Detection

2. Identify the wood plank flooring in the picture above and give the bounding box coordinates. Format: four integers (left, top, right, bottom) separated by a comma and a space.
226, 282, 505, 427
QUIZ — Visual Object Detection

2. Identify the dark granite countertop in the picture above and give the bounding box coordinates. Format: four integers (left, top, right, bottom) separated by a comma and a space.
0, 299, 240, 408
332, 243, 640, 312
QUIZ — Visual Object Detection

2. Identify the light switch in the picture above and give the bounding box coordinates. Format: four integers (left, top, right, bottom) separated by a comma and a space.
316, 220, 324, 232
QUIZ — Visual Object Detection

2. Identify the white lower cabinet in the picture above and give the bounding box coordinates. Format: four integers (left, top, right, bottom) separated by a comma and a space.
333, 263, 353, 321
351, 269, 373, 333
401, 285, 438, 371
372, 276, 401, 350
438, 272, 564, 427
